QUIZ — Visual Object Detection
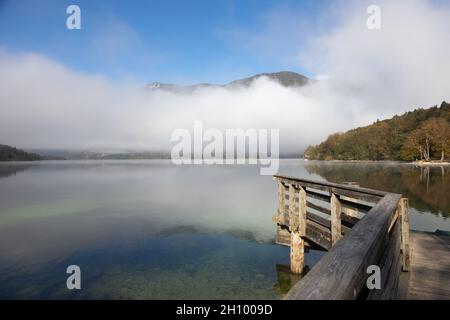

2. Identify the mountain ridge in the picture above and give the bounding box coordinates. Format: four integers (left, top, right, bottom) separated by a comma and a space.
146, 71, 311, 93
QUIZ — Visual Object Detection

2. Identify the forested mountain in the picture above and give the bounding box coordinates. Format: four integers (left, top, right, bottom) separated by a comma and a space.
0, 145, 42, 161
227, 71, 310, 88
146, 71, 310, 93
305, 101, 450, 161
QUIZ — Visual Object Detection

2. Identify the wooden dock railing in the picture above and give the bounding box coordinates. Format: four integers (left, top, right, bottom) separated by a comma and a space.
273, 175, 410, 300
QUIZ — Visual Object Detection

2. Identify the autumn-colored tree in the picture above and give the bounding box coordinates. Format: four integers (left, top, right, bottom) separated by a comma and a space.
401, 129, 424, 161
425, 118, 450, 160
305, 101, 450, 161
401, 118, 450, 161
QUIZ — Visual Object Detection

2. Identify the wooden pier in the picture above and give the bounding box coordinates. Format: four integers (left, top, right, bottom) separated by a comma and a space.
273, 175, 410, 299
399, 232, 450, 300
273, 175, 450, 299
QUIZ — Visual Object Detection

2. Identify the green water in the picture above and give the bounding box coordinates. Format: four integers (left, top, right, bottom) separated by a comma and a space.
0, 160, 448, 299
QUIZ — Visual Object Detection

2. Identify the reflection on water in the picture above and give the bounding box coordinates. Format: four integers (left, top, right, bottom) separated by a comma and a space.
304, 161, 450, 217
273, 264, 302, 296
0, 163, 33, 178
302, 161, 450, 232
0, 160, 448, 299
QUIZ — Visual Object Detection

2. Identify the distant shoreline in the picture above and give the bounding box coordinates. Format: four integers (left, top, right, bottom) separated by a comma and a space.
412, 160, 450, 166
304, 159, 450, 166
2, 158, 450, 165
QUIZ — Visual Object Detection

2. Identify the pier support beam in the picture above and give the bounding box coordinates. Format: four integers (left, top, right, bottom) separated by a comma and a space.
277, 182, 286, 225
290, 231, 304, 274
399, 198, 410, 271
289, 185, 298, 231
331, 193, 342, 246
289, 185, 307, 274
299, 186, 307, 237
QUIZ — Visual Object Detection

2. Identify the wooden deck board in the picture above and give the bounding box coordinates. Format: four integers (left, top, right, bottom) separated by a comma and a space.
403, 233, 450, 300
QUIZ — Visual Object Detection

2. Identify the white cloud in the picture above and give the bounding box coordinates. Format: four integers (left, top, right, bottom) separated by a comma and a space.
0, 50, 351, 152
302, 0, 450, 115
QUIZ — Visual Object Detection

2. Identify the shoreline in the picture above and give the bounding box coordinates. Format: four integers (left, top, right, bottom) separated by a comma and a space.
304, 159, 450, 166
412, 160, 450, 166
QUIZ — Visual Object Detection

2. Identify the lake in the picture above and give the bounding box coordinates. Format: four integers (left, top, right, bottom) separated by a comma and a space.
0, 160, 449, 299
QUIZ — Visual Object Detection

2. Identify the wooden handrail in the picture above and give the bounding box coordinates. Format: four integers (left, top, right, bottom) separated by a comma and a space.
284, 193, 401, 299
274, 175, 387, 201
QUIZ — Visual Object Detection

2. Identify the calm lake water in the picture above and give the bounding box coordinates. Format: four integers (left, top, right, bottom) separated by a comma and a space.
0, 160, 449, 299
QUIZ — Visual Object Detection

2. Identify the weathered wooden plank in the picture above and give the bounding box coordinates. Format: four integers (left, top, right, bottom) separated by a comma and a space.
397, 266, 411, 300
306, 189, 372, 215
305, 219, 332, 251
340, 198, 372, 214
306, 200, 330, 215
305, 189, 330, 202
278, 181, 287, 225
367, 220, 402, 300
282, 203, 356, 227
274, 175, 386, 200
276, 221, 332, 250
284, 193, 401, 300
306, 211, 351, 236
380, 244, 402, 300
340, 183, 362, 218
342, 207, 358, 218
306, 211, 330, 229
405, 233, 450, 300
307, 182, 381, 203
277, 206, 351, 237
387, 208, 399, 233
289, 184, 299, 232
306, 200, 359, 228
332, 188, 381, 204
299, 186, 307, 237
331, 193, 342, 246
279, 203, 353, 236
276, 212, 348, 249
274, 175, 387, 196
290, 231, 305, 274
399, 198, 410, 271
340, 196, 359, 218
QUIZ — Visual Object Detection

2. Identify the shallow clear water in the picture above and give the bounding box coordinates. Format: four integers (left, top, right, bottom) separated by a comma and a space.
0, 160, 448, 299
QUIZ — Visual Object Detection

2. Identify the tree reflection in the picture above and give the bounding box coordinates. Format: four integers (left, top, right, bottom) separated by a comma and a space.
0, 163, 33, 179
305, 162, 450, 218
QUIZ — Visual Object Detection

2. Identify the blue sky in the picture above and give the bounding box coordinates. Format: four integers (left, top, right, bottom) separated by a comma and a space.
0, 0, 329, 84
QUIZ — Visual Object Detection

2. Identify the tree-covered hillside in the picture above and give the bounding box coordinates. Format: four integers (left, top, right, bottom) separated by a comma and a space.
305, 101, 450, 161
0, 145, 42, 161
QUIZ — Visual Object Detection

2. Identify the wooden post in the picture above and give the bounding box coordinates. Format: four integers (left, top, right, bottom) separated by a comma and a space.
277, 182, 286, 225
331, 193, 342, 246
299, 186, 307, 237
289, 184, 298, 231
290, 231, 304, 274
399, 198, 410, 271
289, 184, 304, 274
